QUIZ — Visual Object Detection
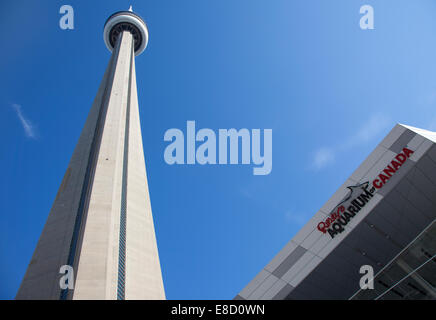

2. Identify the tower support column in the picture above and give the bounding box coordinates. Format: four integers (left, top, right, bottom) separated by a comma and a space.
16, 9, 165, 300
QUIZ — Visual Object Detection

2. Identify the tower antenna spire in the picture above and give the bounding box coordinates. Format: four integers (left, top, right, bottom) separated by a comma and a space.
129, 5, 133, 12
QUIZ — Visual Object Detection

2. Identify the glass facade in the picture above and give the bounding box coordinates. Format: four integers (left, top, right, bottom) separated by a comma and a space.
351, 219, 436, 300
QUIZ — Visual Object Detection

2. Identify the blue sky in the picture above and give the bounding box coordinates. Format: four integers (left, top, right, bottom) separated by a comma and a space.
2, 0, 436, 299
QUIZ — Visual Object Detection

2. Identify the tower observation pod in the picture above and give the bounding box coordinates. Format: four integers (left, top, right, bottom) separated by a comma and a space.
103, 8, 149, 56
16, 9, 165, 300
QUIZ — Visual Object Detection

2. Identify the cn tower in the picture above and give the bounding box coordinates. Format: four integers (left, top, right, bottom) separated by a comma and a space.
16, 8, 165, 300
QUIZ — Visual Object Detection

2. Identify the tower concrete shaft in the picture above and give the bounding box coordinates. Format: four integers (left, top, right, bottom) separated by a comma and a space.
16, 15, 165, 300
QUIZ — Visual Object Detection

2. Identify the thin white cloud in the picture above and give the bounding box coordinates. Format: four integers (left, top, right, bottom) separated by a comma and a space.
284, 209, 311, 226
310, 113, 391, 170
11, 104, 37, 139
425, 115, 436, 132
312, 147, 335, 170
240, 188, 253, 199
345, 113, 390, 147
